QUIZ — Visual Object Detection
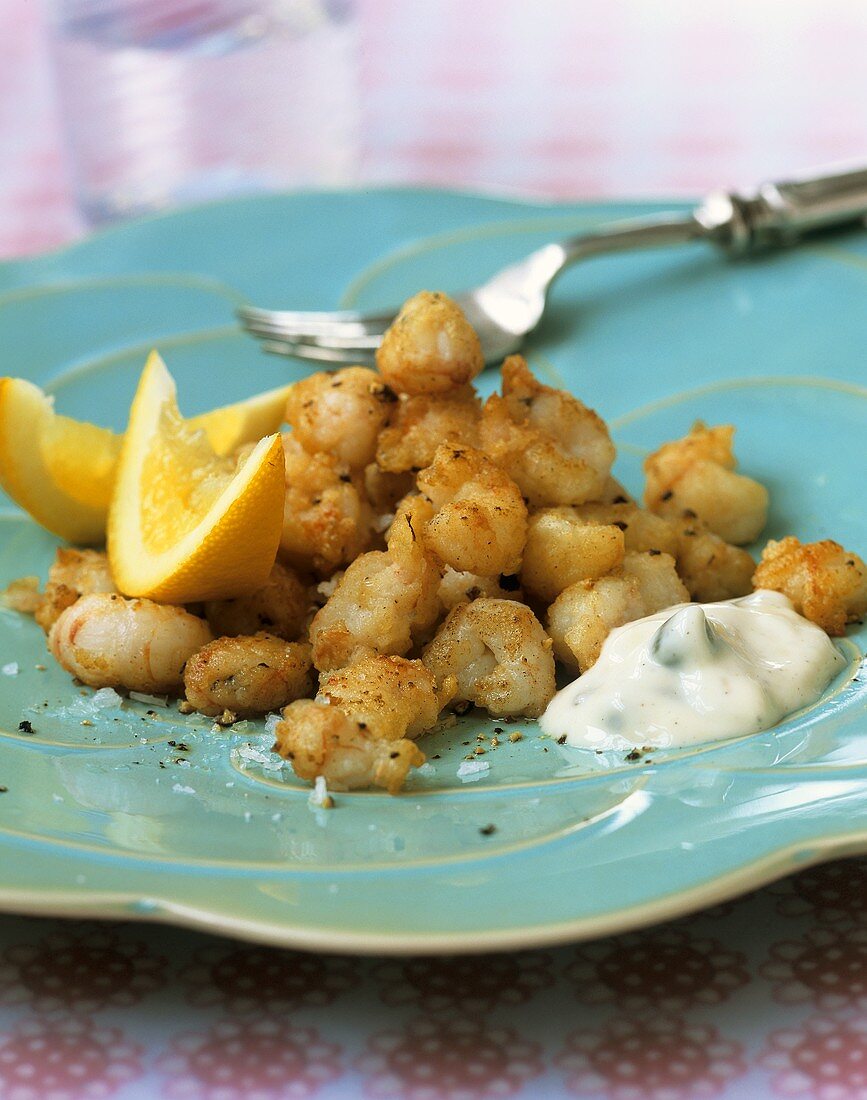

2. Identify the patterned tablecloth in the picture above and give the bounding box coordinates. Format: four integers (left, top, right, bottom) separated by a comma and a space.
1, 865, 866, 1100
2, 0, 867, 1096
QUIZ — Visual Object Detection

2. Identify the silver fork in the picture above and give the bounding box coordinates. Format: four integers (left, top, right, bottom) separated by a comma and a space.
238, 164, 867, 365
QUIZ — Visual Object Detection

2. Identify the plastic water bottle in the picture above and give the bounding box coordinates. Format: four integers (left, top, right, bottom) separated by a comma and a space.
47, 0, 359, 223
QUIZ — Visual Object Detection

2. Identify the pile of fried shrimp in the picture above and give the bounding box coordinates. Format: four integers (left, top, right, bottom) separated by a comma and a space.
6, 291, 867, 795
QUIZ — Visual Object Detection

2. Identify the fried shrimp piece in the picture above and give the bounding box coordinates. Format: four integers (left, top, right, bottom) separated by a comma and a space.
274, 700, 424, 793
274, 655, 445, 792
423, 598, 556, 718
279, 435, 373, 576
598, 477, 635, 505
1, 576, 42, 614
183, 633, 313, 717
548, 550, 689, 671
376, 290, 484, 396
318, 655, 454, 740
284, 366, 397, 469
309, 500, 441, 671
644, 421, 768, 545
670, 512, 755, 602
35, 548, 116, 633
363, 464, 416, 515
375, 386, 482, 473
203, 562, 309, 641
438, 567, 523, 611
416, 444, 528, 577
49, 593, 213, 694
521, 508, 625, 604
573, 502, 679, 558
753, 536, 867, 635
479, 356, 615, 507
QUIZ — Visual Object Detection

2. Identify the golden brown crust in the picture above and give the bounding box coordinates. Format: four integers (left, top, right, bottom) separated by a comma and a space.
1, 576, 42, 614
376, 387, 481, 473
35, 548, 116, 633
644, 421, 768, 545
547, 551, 688, 671
416, 444, 528, 577
479, 356, 615, 507
204, 562, 309, 641
278, 435, 373, 576
375, 291, 484, 396
309, 498, 441, 671
520, 508, 625, 604
284, 366, 396, 469
183, 633, 314, 717
319, 655, 453, 740
669, 512, 755, 602
274, 700, 425, 794
273, 655, 441, 793
753, 536, 867, 635
423, 598, 555, 718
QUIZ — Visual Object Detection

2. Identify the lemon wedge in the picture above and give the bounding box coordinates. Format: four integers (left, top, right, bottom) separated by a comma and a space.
0, 377, 121, 544
108, 351, 286, 603
189, 381, 293, 455
0, 371, 291, 545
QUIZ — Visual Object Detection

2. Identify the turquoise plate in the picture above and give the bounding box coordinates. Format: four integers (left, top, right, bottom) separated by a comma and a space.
0, 190, 865, 953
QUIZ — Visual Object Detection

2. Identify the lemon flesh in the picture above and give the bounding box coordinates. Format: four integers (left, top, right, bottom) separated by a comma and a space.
108, 352, 285, 603
0, 378, 118, 544
0, 369, 291, 546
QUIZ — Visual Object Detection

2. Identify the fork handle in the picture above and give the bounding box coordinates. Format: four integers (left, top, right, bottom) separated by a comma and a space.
553, 163, 867, 275
700, 163, 867, 254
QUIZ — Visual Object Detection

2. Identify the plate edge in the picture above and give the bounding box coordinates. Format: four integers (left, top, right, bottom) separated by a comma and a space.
2, 829, 867, 955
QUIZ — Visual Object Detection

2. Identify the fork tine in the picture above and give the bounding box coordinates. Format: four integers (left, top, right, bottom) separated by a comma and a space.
240, 315, 388, 341
237, 305, 395, 339
248, 327, 383, 352
239, 304, 394, 325
258, 338, 376, 366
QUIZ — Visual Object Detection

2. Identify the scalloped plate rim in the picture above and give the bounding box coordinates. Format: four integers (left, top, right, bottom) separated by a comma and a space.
1, 828, 867, 955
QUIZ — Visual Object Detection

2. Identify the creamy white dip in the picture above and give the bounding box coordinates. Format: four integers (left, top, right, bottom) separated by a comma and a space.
540, 590, 846, 750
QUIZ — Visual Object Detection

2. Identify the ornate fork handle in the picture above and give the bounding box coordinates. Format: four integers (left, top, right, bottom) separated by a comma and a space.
534, 164, 867, 290
239, 162, 867, 365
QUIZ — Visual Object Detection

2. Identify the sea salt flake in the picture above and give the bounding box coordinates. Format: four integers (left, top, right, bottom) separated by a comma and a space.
2, 662, 19, 676
91, 687, 123, 709
308, 775, 332, 808
129, 691, 168, 707
234, 740, 284, 773
172, 783, 195, 795
236, 742, 272, 766
416, 762, 436, 777
457, 760, 490, 783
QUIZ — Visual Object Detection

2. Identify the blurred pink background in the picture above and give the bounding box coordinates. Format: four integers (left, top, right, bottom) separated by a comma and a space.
4, 0, 867, 257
